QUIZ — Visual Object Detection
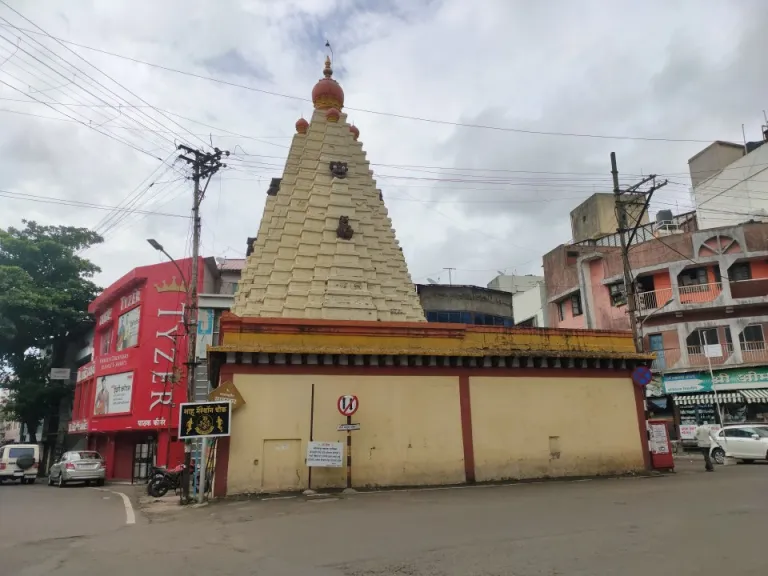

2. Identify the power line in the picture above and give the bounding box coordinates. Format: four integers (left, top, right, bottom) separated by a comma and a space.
0, 189, 190, 217
0, 2, 210, 150
0, 32, 177, 153
0, 21, 725, 144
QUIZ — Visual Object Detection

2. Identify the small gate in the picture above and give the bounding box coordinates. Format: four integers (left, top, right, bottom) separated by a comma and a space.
132, 439, 156, 484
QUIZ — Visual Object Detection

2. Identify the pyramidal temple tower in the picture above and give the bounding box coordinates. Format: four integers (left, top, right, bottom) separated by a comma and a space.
232, 58, 426, 322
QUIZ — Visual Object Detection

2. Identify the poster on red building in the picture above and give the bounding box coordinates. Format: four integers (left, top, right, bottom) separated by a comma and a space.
116, 306, 140, 351
93, 372, 134, 415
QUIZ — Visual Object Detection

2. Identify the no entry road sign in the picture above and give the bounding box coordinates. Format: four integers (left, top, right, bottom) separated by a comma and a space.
337, 394, 359, 417
632, 366, 653, 387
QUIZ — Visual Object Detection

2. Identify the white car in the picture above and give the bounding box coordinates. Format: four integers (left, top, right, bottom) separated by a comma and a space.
710, 424, 768, 464
0, 443, 39, 484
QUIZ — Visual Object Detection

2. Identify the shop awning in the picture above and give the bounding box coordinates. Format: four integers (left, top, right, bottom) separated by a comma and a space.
741, 389, 768, 404
673, 392, 745, 405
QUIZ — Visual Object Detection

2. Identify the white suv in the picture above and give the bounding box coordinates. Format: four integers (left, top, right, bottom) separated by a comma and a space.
0, 443, 40, 484
710, 425, 768, 464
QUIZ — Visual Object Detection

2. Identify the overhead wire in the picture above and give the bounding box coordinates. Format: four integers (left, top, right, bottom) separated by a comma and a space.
0, 3, 210, 151
0, 189, 190, 218
0, 32, 176, 154
0, 20, 734, 145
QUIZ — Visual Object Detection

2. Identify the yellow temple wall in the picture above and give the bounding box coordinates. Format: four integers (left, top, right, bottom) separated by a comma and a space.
222, 368, 645, 495
226, 373, 464, 495
470, 376, 644, 482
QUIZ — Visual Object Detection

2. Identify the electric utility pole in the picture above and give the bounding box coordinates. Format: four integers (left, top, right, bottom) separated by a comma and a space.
611, 152, 668, 353
177, 144, 228, 502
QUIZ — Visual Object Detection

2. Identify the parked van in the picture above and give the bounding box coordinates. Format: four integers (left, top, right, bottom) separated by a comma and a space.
0, 443, 40, 484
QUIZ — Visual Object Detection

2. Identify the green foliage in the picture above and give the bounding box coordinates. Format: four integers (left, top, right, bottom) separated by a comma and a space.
0, 221, 103, 440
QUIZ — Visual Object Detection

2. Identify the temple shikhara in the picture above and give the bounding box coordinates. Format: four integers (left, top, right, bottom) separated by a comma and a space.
208, 58, 652, 498
233, 57, 425, 322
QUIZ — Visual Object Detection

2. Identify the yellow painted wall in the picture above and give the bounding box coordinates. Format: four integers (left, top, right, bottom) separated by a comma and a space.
227, 374, 465, 494
470, 376, 644, 482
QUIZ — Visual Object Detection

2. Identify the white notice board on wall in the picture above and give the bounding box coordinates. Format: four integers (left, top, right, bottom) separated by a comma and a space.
306, 441, 344, 467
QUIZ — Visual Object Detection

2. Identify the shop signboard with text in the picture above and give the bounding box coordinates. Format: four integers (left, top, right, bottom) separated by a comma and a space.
86, 258, 203, 434
663, 367, 768, 395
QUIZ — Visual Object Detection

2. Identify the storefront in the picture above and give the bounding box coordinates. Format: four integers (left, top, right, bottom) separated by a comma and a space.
67, 259, 202, 481
665, 367, 768, 443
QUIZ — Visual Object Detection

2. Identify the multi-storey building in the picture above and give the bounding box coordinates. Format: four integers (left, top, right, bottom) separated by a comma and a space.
66, 256, 243, 481
690, 127, 768, 230
543, 201, 768, 439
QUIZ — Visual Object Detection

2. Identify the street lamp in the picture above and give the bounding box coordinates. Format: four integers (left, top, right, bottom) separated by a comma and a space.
146, 239, 188, 289
146, 238, 195, 503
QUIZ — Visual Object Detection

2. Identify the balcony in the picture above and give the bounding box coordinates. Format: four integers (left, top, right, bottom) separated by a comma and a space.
730, 278, 768, 299
636, 288, 674, 311
686, 342, 732, 367
678, 282, 722, 304
740, 340, 768, 363
650, 341, 768, 372
650, 342, 735, 371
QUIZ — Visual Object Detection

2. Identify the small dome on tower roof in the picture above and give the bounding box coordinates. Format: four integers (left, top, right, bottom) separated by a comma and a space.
312, 56, 344, 111
349, 124, 359, 141
325, 107, 341, 123
295, 117, 309, 134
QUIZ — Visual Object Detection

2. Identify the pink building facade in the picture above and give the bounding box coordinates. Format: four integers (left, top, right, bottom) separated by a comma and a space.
543, 216, 768, 437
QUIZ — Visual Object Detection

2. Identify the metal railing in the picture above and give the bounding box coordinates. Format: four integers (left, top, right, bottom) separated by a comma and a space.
741, 340, 768, 363
636, 288, 674, 311
686, 342, 732, 366
678, 282, 722, 304
650, 343, 737, 371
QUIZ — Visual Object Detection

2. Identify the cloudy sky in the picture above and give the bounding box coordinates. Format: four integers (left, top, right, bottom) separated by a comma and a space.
1, 0, 766, 290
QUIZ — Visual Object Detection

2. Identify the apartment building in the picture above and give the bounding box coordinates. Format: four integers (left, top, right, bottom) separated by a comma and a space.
543, 198, 768, 437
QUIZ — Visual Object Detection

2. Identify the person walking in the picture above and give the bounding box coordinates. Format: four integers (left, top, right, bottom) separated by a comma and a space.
694, 421, 717, 472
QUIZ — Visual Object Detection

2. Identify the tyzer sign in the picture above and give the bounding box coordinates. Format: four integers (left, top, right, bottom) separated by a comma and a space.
178, 401, 232, 439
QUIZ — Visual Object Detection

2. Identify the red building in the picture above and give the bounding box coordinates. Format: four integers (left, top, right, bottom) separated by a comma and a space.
69, 258, 202, 481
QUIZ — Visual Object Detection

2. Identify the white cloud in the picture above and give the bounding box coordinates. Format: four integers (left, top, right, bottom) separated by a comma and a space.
0, 0, 765, 290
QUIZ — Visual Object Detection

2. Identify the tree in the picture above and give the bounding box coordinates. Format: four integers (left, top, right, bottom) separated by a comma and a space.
0, 221, 102, 441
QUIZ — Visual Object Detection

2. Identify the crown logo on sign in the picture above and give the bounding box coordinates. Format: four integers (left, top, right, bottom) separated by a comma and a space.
154, 276, 187, 293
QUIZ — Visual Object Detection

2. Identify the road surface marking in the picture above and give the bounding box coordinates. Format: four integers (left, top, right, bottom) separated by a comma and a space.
94, 488, 136, 525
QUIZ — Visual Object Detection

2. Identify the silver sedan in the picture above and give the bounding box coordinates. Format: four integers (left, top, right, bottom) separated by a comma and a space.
48, 451, 106, 487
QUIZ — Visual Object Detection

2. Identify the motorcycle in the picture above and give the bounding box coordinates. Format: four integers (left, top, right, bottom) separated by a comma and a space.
147, 463, 188, 498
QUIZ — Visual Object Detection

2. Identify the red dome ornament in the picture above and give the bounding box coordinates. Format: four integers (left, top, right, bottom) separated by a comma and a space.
295, 117, 309, 134
349, 124, 359, 141
325, 107, 341, 123
311, 56, 344, 111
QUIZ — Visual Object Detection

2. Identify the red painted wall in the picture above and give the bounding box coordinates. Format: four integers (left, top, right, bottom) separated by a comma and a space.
82, 258, 203, 437
750, 259, 768, 279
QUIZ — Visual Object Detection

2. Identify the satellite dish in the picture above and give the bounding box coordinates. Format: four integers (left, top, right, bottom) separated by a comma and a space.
497, 270, 505, 276
427, 277, 438, 285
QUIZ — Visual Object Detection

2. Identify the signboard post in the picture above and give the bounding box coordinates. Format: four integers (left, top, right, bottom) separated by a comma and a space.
337, 395, 359, 490
178, 401, 232, 504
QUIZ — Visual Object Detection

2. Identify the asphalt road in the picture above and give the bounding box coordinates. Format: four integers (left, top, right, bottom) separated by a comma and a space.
1, 461, 766, 575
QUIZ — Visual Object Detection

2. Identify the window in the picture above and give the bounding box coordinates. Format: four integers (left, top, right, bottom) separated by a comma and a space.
99, 327, 112, 355
557, 301, 565, 321
729, 263, 752, 282
724, 428, 751, 439
571, 293, 583, 316
679, 267, 708, 287
608, 283, 627, 307
69, 451, 102, 461
686, 328, 719, 348
739, 325, 764, 351
8, 447, 35, 459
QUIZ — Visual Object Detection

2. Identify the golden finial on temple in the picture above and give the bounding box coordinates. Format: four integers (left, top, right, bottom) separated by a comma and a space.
323, 55, 332, 78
